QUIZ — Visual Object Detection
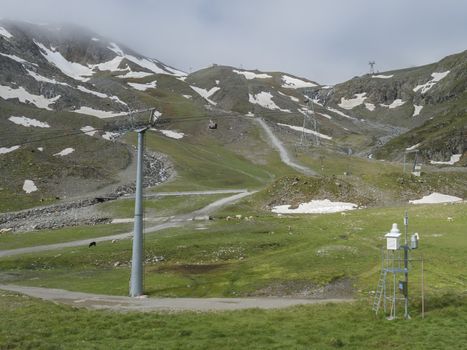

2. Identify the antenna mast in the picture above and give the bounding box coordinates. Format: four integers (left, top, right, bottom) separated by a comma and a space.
369, 61, 376, 75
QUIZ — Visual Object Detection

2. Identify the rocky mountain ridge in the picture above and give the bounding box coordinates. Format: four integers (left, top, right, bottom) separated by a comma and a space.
0, 20, 465, 212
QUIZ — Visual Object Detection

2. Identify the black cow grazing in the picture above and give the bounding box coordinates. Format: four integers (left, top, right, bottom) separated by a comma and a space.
89, 241, 97, 247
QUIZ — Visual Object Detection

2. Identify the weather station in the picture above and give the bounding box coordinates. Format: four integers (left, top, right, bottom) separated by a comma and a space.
373, 211, 423, 320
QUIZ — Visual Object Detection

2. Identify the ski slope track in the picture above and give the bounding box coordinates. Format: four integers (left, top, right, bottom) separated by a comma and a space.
255, 118, 317, 176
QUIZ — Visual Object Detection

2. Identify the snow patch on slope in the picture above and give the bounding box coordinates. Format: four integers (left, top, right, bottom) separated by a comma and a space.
272, 199, 357, 214
77, 85, 127, 106
365, 103, 375, 111
233, 69, 272, 80
54, 148, 74, 156
80, 126, 98, 136
9, 116, 50, 128
0, 85, 60, 110
0, 145, 20, 154
27, 69, 69, 86
190, 86, 220, 105
409, 192, 462, 204
430, 154, 462, 166
23, 180, 38, 194
155, 129, 185, 139
277, 122, 332, 140
281, 75, 317, 89
128, 80, 157, 91
0, 27, 13, 39
0, 52, 37, 66
413, 105, 423, 117
372, 74, 393, 79
327, 107, 357, 121
72, 107, 125, 119
249, 92, 290, 112
278, 91, 299, 102
108, 42, 185, 76
35, 41, 94, 81
118, 70, 153, 79
380, 99, 406, 109
413, 71, 450, 94
338, 93, 367, 110
406, 143, 421, 151
102, 131, 120, 141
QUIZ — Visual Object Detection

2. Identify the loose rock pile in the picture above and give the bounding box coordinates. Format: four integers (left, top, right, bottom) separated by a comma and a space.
0, 151, 173, 233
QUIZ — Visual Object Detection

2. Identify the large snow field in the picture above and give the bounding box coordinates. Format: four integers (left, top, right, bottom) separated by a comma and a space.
272, 199, 357, 214
409, 192, 462, 204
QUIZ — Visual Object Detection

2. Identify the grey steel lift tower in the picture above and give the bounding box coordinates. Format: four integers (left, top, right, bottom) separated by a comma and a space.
129, 109, 159, 297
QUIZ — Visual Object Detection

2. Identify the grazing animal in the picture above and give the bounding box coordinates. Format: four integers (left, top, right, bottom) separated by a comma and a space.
447, 217, 454, 222
89, 241, 97, 247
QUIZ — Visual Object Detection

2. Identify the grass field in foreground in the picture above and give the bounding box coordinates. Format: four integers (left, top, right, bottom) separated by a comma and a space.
0, 203, 465, 303
0, 291, 465, 350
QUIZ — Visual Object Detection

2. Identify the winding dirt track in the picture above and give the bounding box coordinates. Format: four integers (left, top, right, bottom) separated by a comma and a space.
0, 190, 254, 258
0, 188, 353, 312
0, 284, 353, 312
255, 118, 317, 176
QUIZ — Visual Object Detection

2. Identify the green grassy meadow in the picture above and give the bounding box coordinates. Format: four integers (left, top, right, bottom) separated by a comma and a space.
1, 116, 466, 349
0, 291, 465, 350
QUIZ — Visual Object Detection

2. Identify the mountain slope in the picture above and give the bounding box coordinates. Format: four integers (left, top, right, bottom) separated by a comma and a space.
0, 20, 465, 213
311, 50, 467, 162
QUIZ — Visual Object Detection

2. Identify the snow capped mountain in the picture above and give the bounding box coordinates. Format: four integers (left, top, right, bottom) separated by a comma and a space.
0, 20, 188, 118
0, 20, 465, 210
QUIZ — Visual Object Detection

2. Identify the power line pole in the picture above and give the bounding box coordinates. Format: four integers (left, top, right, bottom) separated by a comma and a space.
302, 90, 319, 147
129, 127, 148, 297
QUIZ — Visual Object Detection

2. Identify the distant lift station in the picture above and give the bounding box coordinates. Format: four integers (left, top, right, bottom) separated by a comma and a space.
373, 212, 421, 319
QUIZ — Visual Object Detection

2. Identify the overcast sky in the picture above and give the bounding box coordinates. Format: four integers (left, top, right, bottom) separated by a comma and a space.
1, 0, 466, 84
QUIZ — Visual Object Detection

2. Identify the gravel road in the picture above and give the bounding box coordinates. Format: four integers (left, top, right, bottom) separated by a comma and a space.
0, 190, 255, 258
0, 284, 353, 312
